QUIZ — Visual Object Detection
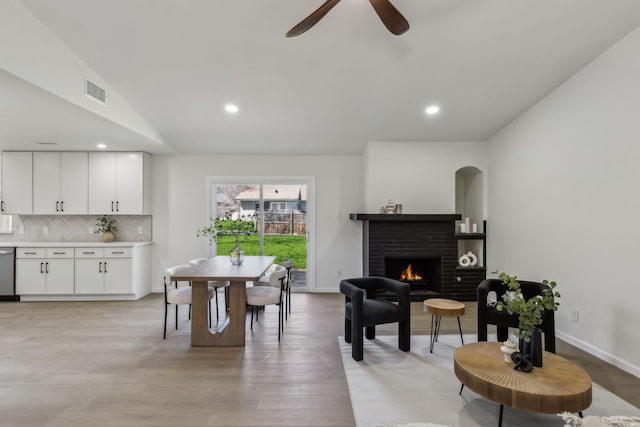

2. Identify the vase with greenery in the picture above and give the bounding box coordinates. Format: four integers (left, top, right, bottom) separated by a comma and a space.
196, 209, 256, 264
95, 215, 117, 242
495, 270, 560, 343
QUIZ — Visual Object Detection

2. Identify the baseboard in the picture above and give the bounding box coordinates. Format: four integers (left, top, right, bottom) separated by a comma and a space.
557, 330, 640, 379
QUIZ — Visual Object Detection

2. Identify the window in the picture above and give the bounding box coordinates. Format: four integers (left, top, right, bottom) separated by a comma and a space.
0, 214, 12, 233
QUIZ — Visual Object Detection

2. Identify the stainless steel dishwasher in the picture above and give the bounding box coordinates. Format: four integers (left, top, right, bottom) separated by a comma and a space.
0, 247, 18, 301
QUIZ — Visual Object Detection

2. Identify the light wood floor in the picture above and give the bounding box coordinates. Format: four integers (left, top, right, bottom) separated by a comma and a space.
1, 293, 638, 427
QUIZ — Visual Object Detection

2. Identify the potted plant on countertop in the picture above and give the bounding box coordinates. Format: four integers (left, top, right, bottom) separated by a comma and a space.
95, 215, 117, 242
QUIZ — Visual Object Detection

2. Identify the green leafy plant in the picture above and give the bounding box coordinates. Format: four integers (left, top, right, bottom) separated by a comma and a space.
95, 215, 117, 233
196, 209, 256, 245
494, 270, 560, 342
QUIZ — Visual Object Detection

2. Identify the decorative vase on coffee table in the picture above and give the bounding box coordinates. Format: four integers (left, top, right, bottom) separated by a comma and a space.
519, 327, 543, 367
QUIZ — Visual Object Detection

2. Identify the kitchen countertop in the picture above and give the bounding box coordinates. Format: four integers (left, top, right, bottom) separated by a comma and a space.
3, 241, 153, 248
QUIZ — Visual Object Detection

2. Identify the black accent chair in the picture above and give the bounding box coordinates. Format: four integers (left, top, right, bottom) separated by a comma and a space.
477, 279, 556, 353
340, 277, 411, 361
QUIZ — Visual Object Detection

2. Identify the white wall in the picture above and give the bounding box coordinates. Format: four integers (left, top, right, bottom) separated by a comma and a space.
488, 27, 640, 376
151, 154, 363, 293
0, 0, 163, 144
364, 141, 489, 215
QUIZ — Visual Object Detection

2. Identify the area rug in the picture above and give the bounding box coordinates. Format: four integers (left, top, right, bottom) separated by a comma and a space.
339, 334, 640, 427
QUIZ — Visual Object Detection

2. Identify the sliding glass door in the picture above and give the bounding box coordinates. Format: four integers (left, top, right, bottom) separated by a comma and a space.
208, 178, 313, 291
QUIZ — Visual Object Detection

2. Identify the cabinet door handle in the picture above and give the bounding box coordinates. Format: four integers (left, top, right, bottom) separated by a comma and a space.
40, 262, 44, 274
112, 251, 124, 254
83, 251, 95, 255
1, 200, 4, 212
45, 262, 49, 274
103, 261, 108, 273
116, 201, 119, 212
24, 252, 37, 255
111, 201, 115, 212
56, 201, 60, 212
60, 201, 64, 212
98, 261, 102, 273
52, 252, 66, 255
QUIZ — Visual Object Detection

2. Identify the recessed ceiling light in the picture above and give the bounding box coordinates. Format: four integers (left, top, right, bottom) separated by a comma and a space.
97, 143, 107, 149
425, 105, 440, 115
224, 104, 239, 113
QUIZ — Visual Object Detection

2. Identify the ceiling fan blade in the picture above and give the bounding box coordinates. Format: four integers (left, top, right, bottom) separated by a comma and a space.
369, 0, 410, 35
286, 0, 342, 38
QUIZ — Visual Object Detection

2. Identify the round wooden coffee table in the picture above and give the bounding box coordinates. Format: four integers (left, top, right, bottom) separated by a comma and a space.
454, 342, 592, 426
423, 298, 465, 352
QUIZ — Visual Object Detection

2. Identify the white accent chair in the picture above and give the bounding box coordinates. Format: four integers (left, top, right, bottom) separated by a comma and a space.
188, 258, 230, 321
163, 264, 215, 339
246, 265, 288, 341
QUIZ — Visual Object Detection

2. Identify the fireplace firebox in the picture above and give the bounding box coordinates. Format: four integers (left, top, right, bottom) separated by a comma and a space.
385, 256, 441, 294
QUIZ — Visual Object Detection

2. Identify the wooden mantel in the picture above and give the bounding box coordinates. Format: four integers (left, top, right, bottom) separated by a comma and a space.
349, 213, 461, 221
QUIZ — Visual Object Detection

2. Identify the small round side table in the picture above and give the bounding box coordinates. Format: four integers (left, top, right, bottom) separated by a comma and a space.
423, 298, 466, 353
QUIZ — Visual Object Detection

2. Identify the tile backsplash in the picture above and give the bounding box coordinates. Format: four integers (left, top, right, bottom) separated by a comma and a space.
0, 215, 152, 242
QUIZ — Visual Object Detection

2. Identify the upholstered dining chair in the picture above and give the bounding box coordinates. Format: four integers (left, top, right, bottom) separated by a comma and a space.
188, 258, 230, 321
163, 264, 215, 339
254, 264, 285, 285
340, 277, 411, 361
246, 265, 288, 341
477, 278, 556, 353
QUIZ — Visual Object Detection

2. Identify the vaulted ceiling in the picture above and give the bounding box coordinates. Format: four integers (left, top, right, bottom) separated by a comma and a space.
3, 0, 640, 155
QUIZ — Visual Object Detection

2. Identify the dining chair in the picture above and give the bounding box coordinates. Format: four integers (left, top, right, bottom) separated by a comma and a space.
253, 264, 290, 318
163, 264, 215, 339
254, 264, 286, 286
188, 258, 230, 321
280, 259, 293, 319
246, 265, 288, 341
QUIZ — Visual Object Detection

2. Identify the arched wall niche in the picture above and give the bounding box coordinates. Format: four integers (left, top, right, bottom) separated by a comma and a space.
455, 166, 484, 233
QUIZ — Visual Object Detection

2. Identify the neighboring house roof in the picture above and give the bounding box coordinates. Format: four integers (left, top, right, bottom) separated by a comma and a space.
235, 185, 307, 202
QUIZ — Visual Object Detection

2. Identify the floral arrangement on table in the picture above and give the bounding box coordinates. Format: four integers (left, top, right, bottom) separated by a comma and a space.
196, 209, 256, 245
495, 270, 561, 342
197, 209, 256, 265
95, 215, 117, 233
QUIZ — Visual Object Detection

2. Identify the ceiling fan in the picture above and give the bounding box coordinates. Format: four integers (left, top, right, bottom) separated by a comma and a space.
286, 0, 410, 37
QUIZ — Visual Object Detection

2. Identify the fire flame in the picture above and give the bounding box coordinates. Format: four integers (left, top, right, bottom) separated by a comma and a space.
399, 264, 423, 281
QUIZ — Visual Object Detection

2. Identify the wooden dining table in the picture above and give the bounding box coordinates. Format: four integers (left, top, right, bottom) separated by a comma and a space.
171, 255, 275, 347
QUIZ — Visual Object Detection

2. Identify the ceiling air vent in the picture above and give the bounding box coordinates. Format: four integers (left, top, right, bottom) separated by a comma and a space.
85, 79, 106, 104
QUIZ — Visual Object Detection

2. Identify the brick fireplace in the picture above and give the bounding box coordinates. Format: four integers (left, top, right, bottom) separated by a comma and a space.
350, 214, 485, 301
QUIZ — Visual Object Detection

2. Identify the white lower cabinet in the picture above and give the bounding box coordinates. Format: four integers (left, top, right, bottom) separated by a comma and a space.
75, 248, 132, 294
16, 248, 75, 294
15, 244, 151, 301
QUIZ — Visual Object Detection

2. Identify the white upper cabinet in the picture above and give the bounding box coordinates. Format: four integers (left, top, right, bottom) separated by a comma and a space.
1, 152, 33, 214
88, 152, 151, 215
33, 152, 88, 214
